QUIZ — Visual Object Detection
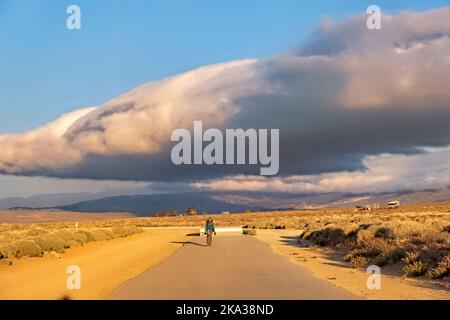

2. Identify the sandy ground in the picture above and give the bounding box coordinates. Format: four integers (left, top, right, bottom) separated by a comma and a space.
0, 229, 192, 300
111, 234, 359, 300
256, 229, 450, 300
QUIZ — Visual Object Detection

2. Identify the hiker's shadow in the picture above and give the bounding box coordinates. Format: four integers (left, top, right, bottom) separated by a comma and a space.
171, 241, 208, 247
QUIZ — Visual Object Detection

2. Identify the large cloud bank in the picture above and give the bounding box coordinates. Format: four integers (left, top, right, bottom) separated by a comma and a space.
1, 8, 450, 193
191, 148, 450, 194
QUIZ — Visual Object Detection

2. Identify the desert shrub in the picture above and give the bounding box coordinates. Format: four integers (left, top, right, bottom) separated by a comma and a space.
52, 230, 79, 248
305, 228, 346, 247
350, 256, 369, 268
24, 228, 49, 237
345, 246, 381, 261
32, 236, 51, 251
0, 226, 143, 262
0, 246, 7, 259
0, 244, 13, 258
243, 229, 257, 236
370, 253, 390, 266
85, 229, 112, 241
356, 229, 374, 245
0, 226, 144, 262
371, 247, 405, 266
345, 228, 360, 240
387, 247, 406, 263
401, 251, 431, 277
428, 255, 450, 279
336, 238, 357, 251
102, 229, 115, 239
422, 243, 448, 261
402, 260, 428, 277
53, 230, 75, 242
71, 230, 90, 244
402, 251, 420, 265
443, 226, 450, 233
111, 227, 130, 238
0, 232, 21, 243
344, 236, 404, 268
374, 227, 395, 240
111, 226, 142, 238
344, 224, 375, 245
49, 234, 67, 250
33, 233, 67, 252
8, 240, 43, 258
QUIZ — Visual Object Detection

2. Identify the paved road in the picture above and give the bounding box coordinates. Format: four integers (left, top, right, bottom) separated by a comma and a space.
110, 235, 359, 300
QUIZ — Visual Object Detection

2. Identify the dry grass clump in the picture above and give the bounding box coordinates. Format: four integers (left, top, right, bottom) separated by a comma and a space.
3, 240, 44, 258
0, 226, 142, 263
374, 227, 395, 240
400, 242, 450, 279
299, 216, 449, 279
350, 256, 369, 268
402, 252, 428, 277
304, 228, 346, 247
428, 255, 450, 279
343, 235, 405, 268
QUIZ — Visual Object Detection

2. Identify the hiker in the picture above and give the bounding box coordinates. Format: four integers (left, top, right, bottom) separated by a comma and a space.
204, 218, 216, 247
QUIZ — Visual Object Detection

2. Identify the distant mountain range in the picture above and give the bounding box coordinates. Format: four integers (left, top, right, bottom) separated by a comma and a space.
323, 188, 450, 208
54, 192, 279, 215
0, 188, 154, 210
0, 193, 100, 209
3, 188, 450, 216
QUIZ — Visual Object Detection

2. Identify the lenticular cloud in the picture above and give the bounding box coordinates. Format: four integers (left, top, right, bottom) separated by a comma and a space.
1, 8, 450, 190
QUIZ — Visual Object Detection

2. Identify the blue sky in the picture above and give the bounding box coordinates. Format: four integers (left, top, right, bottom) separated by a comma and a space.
0, 0, 448, 133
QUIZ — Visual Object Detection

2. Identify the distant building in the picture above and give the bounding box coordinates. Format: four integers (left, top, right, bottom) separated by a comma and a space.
186, 206, 197, 216
222, 211, 230, 215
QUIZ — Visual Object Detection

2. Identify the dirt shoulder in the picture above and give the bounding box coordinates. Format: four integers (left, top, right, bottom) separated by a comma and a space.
0, 229, 192, 300
256, 229, 450, 300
